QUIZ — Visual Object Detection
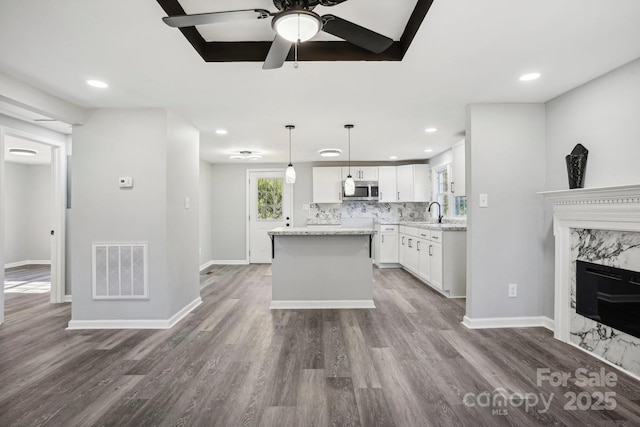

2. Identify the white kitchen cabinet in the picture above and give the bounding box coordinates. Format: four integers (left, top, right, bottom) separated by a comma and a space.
341, 166, 378, 181
312, 167, 343, 203
398, 225, 465, 297
396, 164, 431, 202
374, 224, 399, 267
378, 166, 397, 202
451, 140, 466, 197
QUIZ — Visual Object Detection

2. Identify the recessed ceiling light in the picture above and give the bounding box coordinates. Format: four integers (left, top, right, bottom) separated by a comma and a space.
389, 156, 398, 160
519, 72, 541, 82
319, 149, 342, 157
86, 79, 109, 88
424, 128, 438, 133
424, 149, 433, 153
215, 129, 228, 135
9, 148, 37, 156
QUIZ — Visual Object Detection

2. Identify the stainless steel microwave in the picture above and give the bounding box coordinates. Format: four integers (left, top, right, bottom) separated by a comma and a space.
342, 181, 379, 201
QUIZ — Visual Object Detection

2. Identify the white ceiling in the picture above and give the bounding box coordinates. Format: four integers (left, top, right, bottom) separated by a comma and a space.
0, 0, 639, 164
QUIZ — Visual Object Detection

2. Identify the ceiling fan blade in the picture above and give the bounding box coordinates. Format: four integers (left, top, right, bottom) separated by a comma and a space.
321, 14, 393, 54
163, 9, 270, 28
318, 0, 350, 5
263, 35, 292, 70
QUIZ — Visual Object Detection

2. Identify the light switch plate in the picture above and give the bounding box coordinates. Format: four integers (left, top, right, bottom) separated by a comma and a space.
479, 193, 488, 208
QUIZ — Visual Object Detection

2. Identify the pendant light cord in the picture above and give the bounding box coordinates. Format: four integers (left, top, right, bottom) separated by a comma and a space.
288, 126, 292, 166
348, 127, 351, 176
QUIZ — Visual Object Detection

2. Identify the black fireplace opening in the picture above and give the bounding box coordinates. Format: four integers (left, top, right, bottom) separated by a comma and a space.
576, 260, 640, 339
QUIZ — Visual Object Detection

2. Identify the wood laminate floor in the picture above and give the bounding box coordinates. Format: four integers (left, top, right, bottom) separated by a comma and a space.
1, 264, 639, 426
4, 264, 51, 293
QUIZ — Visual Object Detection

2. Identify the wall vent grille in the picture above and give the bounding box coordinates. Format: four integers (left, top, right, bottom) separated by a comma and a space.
92, 242, 148, 300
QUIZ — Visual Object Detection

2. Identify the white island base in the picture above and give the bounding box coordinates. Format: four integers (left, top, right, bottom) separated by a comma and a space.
268, 227, 375, 309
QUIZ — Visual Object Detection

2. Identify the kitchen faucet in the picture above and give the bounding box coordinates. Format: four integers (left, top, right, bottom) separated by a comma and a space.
428, 201, 443, 223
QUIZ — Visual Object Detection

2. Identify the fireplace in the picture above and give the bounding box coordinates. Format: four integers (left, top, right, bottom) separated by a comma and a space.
576, 260, 640, 339
541, 184, 640, 378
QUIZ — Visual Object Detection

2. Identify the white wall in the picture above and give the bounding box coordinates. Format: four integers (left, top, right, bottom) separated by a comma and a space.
4, 162, 29, 264
3, 162, 52, 265
27, 165, 52, 260
199, 160, 214, 267
542, 57, 640, 318
466, 104, 546, 320
166, 111, 200, 314
71, 108, 200, 323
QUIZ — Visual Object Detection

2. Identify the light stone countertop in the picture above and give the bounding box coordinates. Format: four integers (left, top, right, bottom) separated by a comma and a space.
377, 221, 467, 231
268, 227, 376, 236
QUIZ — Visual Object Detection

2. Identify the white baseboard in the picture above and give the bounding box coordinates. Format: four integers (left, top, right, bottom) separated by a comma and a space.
200, 260, 214, 271
567, 341, 640, 382
462, 315, 554, 330
5, 260, 51, 269
270, 300, 375, 310
66, 296, 202, 330
64, 295, 72, 303
210, 260, 249, 265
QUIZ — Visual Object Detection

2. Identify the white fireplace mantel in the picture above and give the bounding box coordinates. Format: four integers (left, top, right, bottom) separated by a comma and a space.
540, 184, 640, 342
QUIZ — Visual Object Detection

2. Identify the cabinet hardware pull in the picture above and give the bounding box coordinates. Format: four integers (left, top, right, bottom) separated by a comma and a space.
417, 241, 420, 251
397, 191, 400, 201
429, 245, 433, 256
402, 236, 405, 245
451, 182, 455, 194
408, 238, 412, 248
420, 233, 426, 237
382, 235, 385, 243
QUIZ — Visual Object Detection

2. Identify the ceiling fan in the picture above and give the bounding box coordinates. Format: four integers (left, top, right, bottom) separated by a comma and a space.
163, 0, 394, 70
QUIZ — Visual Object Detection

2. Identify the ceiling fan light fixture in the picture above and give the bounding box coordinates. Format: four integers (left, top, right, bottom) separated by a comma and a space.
273, 10, 321, 42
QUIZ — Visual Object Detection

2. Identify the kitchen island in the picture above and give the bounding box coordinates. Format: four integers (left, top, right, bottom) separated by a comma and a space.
267, 227, 376, 309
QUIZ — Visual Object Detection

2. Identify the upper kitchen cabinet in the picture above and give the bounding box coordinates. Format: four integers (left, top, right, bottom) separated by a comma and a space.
451, 140, 466, 197
341, 166, 378, 181
312, 167, 343, 203
396, 164, 431, 202
378, 166, 397, 202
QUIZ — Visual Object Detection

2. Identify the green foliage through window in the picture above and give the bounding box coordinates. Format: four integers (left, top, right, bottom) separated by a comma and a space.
257, 178, 283, 220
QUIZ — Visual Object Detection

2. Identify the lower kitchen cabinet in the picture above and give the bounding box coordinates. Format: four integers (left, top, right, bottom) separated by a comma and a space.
374, 224, 399, 267
398, 225, 465, 297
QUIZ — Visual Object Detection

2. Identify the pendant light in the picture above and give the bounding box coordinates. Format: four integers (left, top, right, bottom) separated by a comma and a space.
285, 125, 296, 184
344, 124, 355, 196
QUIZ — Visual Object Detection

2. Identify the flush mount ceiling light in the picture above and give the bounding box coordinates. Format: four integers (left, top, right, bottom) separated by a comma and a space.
86, 79, 109, 88
319, 149, 342, 157
424, 149, 433, 153
273, 9, 321, 43
285, 125, 296, 184
519, 72, 541, 81
344, 124, 355, 196
230, 150, 262, 160
215, 129, 228, 135
389, 156, 398, 160
9, 148, 37, 156
424, 127, 438, 133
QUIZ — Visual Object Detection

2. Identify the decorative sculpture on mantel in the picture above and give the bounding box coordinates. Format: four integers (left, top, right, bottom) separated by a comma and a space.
566, 143, 588, 189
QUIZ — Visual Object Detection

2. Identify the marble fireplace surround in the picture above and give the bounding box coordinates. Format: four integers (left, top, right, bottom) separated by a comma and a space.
542, 184, 640, 376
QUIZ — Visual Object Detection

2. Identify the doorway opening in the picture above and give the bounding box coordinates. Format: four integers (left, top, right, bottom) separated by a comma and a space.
1, 126, 67, 324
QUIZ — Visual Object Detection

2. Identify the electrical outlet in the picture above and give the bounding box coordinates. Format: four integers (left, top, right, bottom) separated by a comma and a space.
508, 283, 518, 298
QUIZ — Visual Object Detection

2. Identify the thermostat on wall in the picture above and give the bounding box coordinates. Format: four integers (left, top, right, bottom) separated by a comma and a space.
119, 177, 133, 188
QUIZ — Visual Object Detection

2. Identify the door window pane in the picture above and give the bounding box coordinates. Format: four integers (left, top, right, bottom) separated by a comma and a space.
257, 178, 283, 220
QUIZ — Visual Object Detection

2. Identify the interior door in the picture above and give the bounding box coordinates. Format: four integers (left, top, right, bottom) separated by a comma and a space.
249, 170, 292, 264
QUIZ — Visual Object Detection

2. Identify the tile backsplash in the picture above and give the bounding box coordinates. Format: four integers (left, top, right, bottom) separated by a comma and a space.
307, 202, 430, 224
